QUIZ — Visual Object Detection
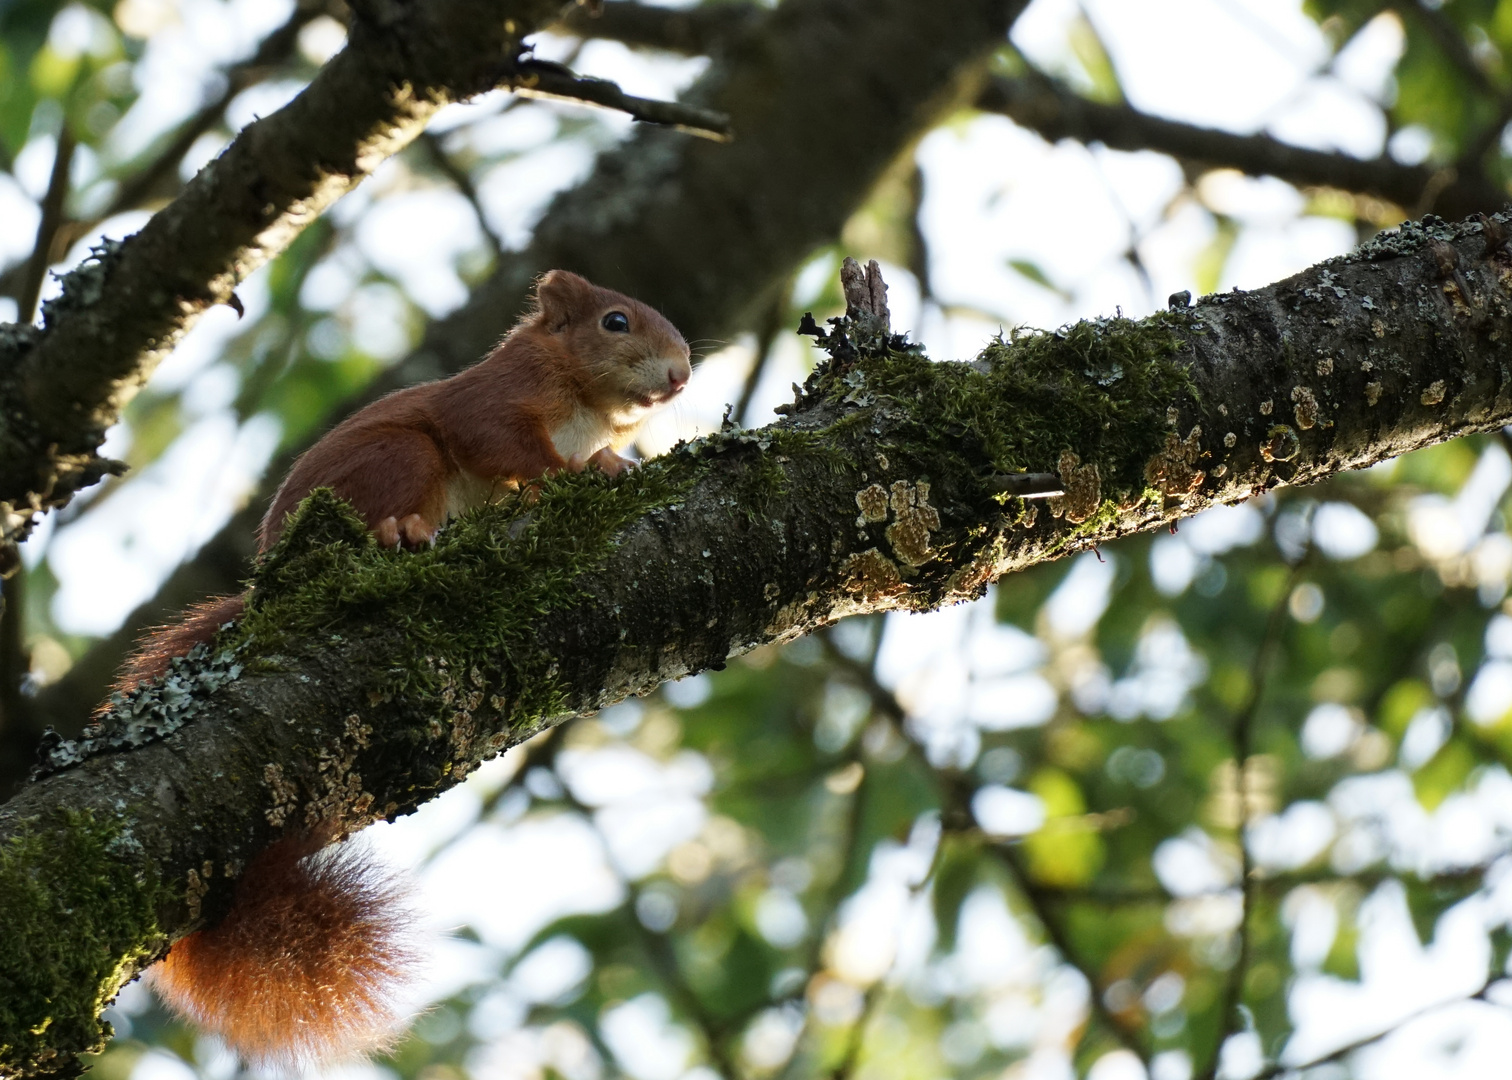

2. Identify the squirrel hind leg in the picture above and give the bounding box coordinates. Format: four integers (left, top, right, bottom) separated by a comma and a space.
151, 830, 421, 1066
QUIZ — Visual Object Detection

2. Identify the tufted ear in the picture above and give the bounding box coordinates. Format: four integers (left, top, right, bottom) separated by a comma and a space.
533, 270, 593, 332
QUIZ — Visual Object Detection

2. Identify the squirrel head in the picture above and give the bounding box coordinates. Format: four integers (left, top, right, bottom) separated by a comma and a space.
531, 270, 691, 412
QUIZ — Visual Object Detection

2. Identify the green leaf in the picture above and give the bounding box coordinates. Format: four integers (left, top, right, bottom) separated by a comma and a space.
1411, 737, 1476, 810
1006, 258, 1073, 302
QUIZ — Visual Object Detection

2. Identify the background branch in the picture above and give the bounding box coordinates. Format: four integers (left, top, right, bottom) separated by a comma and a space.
975, 73, 1508, 220
0, 0, 332, 305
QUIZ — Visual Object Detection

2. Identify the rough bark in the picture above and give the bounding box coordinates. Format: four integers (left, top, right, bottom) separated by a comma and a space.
0, 0, 568, 549
3, 208, 1510, 1075
29, 0, 1025, 741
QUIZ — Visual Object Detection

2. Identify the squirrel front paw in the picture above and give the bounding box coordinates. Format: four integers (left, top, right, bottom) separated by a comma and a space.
573, 447, 636, 477
375, 514, 437, 549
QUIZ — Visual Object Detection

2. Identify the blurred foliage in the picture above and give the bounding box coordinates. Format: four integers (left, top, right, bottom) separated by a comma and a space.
3, 0, 1512, 1078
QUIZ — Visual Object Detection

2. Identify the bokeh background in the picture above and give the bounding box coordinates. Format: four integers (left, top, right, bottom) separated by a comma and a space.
6, 0, 1512, 1077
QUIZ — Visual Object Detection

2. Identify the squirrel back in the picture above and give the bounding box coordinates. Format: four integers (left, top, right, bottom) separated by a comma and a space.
108, 270, 689, 1065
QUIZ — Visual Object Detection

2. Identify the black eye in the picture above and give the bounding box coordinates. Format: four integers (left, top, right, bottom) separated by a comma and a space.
602, 311, 630, 333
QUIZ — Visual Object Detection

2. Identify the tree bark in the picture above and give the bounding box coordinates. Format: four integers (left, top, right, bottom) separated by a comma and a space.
28, 0, 1025, 742
2, 208, 1509, 1075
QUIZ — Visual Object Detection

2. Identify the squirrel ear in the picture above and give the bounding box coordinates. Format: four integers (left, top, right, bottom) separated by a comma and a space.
534, 270, 592, 332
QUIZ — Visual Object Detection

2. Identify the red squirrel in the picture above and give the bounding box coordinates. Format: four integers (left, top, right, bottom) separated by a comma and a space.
131, 270, 691, 1065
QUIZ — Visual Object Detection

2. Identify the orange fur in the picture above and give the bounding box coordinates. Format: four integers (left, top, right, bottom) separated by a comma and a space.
107, 594, 246, 703
259, 269, 691, 549
116, 271, 690, 1065
151, 829, 418, 1067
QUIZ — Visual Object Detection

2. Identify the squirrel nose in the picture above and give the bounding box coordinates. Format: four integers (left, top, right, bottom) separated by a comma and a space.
668, 361, 691, 393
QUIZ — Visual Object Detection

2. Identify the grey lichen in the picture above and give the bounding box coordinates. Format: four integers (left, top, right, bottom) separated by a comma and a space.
35, 643, 247, 777
37, 239, 127, 326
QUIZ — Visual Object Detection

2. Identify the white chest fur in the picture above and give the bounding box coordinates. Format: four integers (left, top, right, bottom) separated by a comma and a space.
441, 405, 641, 522
549, 405, 620, 461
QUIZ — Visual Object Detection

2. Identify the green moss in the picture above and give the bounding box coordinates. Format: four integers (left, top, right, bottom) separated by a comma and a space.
235, 462, 696, 722
829, 312, 1199, 501
0, 809, 166, 1075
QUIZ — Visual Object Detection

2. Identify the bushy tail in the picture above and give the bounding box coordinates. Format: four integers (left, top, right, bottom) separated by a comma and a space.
110, 594, 247, 699
150, 828, 420, 1066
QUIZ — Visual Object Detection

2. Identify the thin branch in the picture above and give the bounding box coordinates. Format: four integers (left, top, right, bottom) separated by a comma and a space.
735, 280, 792, 427
418, 131, 504, 259
542, 733, 740, 1078
1457, 90, 1512, 173
987, 472, 1064, 498
1198, 555, 1309, 1080
1025, 854, 1509, 906
0, 123, 76, 791
510, 60, 733, 141
633, 896, 741, 1079
108, 0, 335, 215
0, 575, 30, 792
975, 73, 1507, 220
820, 635, 1149, 1062
1251, 975, 1501, 1080
988, 841, 1152, 1062
13, 124, 76, 322
826, 834, 947, 1080
1390, 0, 1499, 99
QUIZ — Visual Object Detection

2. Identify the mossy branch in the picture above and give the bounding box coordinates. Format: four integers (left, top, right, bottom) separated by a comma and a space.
5, 210, 1512, 1074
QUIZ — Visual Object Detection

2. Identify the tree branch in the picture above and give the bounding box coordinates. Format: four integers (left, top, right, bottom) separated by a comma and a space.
821, 635, 1148, 1061
975, 73, 1508, 220
12, 125, 77, 324
6, 211, 1512, 1071
29, 0, 1023, 745
511, 59, 732, 140
1252, 974, 1499, 1079
1389, 1, 1499, 100
1198, 557, 1308, 1080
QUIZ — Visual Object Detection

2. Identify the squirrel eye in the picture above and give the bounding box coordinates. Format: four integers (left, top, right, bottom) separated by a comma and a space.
601, 311, 630, 333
